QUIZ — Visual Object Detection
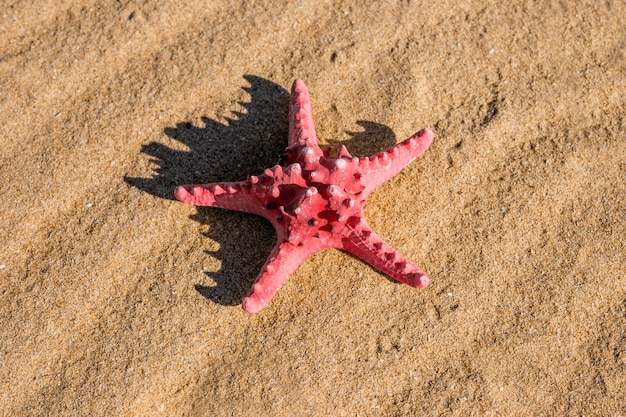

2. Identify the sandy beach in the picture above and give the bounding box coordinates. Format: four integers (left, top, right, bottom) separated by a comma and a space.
1, 1, 624, 415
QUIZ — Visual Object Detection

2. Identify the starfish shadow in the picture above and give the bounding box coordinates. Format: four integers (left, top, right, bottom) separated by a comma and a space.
125, 75, 288, 306
331, 120, 397, 157
125, 75, 399, 306
125, 75, 290, 198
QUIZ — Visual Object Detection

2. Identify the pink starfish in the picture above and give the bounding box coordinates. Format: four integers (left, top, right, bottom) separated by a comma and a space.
175, 79, 433, 313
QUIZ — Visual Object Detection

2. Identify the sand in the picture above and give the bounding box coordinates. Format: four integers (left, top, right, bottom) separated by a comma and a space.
1, 1, 625, 415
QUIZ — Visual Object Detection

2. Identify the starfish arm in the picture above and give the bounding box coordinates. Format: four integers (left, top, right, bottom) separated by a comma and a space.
340, 219, 429, 288
288, 79, 319, 148
242, 240, 320, 313
174, 181, 268, 217
359, 128, 433, 196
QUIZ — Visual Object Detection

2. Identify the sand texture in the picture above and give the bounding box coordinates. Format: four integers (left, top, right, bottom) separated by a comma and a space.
1, 1, 625, 415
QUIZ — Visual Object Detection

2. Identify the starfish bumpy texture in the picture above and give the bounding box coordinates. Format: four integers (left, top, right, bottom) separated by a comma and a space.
175, 79, 433, 313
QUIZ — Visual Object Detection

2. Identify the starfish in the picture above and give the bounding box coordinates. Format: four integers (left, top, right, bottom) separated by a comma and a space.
175, 79, 433, 313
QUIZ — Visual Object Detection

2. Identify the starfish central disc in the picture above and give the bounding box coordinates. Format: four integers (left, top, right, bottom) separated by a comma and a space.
175, 79, 434, 313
